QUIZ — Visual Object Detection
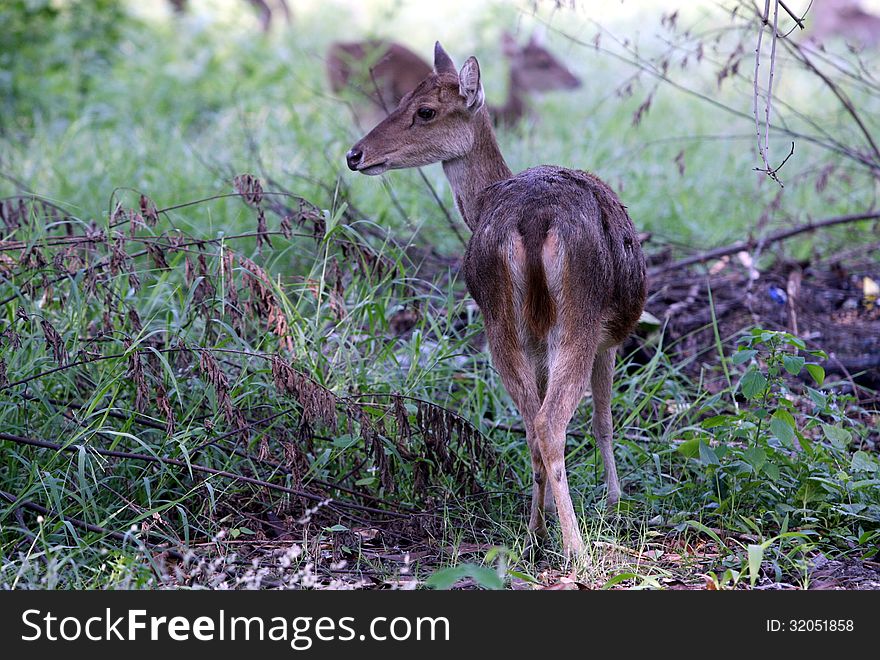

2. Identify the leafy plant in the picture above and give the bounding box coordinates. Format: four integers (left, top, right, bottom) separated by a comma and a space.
674, 328, 878, 576
424, 547, 520, 590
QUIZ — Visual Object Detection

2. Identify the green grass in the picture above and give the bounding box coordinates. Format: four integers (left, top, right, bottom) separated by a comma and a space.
1, 1, 878, 589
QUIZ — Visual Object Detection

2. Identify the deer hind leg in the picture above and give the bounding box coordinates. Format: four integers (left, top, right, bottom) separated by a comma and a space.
591, 346, 621, 506
493, 351, 546, 538
482, 317, 546, 540
534, 336, 598, 558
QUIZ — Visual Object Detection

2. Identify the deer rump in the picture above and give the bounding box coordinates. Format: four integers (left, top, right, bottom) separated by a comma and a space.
464, 166, 645, 390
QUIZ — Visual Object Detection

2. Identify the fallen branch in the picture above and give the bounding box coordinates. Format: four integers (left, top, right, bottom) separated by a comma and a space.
650, 211, 880, 275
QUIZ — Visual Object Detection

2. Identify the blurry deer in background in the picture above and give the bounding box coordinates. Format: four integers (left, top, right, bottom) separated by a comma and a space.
492, 31, 580, 127
327, 33, 580, 128
168, 0, 291, 33
345, 42, 646, 558
327, 41, 433, 123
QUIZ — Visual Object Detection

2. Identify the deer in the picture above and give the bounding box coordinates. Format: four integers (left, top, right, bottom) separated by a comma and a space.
327, 40, 433, 122
327, 34, 581, 128
345, 42, 647, 558
168, 0, 291, 33
492, 31, 580, 127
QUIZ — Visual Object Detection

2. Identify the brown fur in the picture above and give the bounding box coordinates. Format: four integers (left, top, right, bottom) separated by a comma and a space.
327, 41, 432, 113
346, 43, 647, 559
520, 210, 556, 339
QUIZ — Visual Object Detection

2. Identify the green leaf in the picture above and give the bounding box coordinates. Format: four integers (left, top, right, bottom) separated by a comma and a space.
676, 438, 701, 458
685, 521, 729, 551
701, 415, 730, 429
747, 544, 764, 587
325, 524, 348, 532
796, 479, 826, 505
602, 572, 638, 589
806, 387, 827, 408
636, 310, 661, 331
851, 451, 879, 474
742, 446, 767, 473
425, 564, 503, 590
323, 203, 347, 237
732, 349, 757, 365
331, 434, 357, 449
782, 354, 805, 375
424, 566, 468, 590
822, 424, 851, 449
507, 569, 538, 584
774, 408, 797, 428
770, 410, 796, 446
740, 368, 767, 399
805, 363, 825, 386
699, 440, 720, 466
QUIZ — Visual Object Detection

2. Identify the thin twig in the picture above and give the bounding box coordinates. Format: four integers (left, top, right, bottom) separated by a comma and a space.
778, 0, 805, 29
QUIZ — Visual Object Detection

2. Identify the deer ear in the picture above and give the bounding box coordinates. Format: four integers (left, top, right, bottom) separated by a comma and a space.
458, 56, 484, 111
434, 41, 457, 74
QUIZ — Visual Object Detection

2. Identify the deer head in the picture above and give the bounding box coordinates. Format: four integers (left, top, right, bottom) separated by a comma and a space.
346, 42, 486, 175
501, 31, 581, 92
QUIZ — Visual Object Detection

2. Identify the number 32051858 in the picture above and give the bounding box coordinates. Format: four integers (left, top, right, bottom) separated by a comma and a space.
766, 620, 854, 632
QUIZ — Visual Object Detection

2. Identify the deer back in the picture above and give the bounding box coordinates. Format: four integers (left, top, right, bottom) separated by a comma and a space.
464, 166, 646, 345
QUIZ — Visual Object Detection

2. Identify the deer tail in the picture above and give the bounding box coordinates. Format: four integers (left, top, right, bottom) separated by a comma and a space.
522, 230, 556, 339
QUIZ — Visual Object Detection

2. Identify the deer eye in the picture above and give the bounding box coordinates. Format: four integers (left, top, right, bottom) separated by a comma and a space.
416, 107, 436, 121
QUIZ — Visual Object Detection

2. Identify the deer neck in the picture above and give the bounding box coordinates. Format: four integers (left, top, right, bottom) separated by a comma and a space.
442, 106, 512, 231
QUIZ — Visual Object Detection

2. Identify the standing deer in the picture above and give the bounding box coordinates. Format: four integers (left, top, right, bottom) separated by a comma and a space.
327, 34, 581, 128
345, 43, 646, 558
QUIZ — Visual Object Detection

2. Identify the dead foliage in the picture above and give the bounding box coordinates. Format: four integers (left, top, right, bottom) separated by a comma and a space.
644, 250, 880, 393
0, 179, 508, 554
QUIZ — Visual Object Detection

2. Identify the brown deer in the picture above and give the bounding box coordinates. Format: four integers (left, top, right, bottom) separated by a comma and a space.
327, 41, 432, 120
345, 43, 646, 558
493, 31, 580, 127
327, 34, 581, 127
168, 0, 291, 33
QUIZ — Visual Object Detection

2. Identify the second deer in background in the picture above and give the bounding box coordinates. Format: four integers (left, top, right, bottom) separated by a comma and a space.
327, 33, 580, 128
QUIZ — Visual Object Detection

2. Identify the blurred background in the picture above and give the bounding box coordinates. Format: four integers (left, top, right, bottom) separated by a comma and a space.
2, 0, 879, 249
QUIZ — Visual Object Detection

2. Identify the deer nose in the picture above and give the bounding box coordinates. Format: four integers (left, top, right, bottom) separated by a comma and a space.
346, 147, 363, 171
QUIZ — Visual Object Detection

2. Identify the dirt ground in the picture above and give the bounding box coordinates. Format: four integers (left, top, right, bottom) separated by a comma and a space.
642, 246, 880, 395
